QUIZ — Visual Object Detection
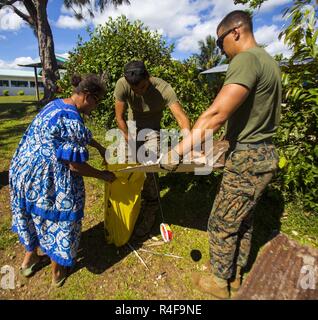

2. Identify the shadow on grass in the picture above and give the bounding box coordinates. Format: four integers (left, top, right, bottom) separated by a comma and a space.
0, 171, 9, 189
73, 222, 136, 275
72, 172, 284, 277
0, 123, 30, 141
157, 172, 284, 273
159, 172, 221, 231
245, 187, 284, 272
70, 174, 210, 276
0, 101, 38, 120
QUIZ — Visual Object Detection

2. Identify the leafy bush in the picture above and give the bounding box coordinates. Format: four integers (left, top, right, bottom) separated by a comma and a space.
60, 16, 212, 130
273, 1, 318, 212
2, 89, 9, 96
152, 57, 212, 129
17, 90, 24, 96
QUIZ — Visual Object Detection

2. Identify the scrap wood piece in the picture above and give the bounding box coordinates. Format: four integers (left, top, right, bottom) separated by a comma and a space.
144, 241, 166, 247
114, 140, 229, 173
127, 243, 149, 270
236, 233, 318, 300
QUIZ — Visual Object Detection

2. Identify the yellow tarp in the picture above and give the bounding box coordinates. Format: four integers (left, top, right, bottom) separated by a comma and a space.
104, 164, 146, 247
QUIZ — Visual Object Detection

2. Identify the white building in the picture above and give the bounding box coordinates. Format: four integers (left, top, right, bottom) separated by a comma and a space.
0, 69, 44, 96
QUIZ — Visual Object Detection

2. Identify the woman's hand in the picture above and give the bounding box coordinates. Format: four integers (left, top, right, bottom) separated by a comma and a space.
68, 162, 116, 182
98, 146, 106, 160
102, 170, 116, 183
89, 138, 106, 160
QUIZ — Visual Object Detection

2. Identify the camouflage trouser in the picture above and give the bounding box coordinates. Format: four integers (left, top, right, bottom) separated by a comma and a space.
135, 130, 160, 234
140, 172, 159, 216
208, 144, 279, 280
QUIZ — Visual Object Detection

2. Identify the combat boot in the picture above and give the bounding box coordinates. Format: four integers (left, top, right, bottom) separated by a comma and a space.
230, 266, 243, 294
203, 260, 213, 272
191, 272, 230, 299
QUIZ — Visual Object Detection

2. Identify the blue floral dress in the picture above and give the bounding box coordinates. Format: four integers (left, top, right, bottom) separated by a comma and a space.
9, 98, 92, 267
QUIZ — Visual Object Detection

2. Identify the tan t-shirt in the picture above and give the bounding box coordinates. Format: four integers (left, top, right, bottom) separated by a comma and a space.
114, 77, 179, 130
224, 46, 282, 143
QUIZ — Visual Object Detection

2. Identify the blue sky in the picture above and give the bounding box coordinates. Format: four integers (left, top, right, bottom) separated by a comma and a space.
0, 0, 294, 69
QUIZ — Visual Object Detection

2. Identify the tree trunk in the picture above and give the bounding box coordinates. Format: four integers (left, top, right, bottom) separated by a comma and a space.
34, 0, 59, 103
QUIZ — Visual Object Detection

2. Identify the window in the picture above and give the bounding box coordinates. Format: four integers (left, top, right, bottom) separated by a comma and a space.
0, 80, 9, 87
11, 80, 28, 88
30, 81, 44, 88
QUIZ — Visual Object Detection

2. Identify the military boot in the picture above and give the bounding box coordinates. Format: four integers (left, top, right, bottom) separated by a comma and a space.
230, 266, 243, 294
191, 272, 230, 299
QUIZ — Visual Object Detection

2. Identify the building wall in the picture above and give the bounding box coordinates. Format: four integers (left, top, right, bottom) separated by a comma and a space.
0, 75, 44, 96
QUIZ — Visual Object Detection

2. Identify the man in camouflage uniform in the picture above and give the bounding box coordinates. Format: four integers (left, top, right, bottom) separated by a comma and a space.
164, 11, 281, 298
114, 61, 190, 238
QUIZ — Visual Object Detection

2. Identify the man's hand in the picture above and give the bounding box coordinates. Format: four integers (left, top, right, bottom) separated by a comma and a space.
160, 149, 182, 172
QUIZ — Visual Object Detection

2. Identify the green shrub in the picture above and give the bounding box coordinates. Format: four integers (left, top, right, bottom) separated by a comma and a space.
152, 57, 213, 129
2, 89, 9, 96
60, 16, 212, 130
17, 90, 24, 96
273, 1, 318, 213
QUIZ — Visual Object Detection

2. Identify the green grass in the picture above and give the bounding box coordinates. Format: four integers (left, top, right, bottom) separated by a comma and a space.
281, 201, 318, 247
0, 96, 317, 300
0, 96, 39, 172
0, 216, 17, 250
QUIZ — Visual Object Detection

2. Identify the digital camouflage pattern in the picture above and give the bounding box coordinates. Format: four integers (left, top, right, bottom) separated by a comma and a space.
134, 131, 160, 236
208, 145, 279, 280
134, 172, 159, 236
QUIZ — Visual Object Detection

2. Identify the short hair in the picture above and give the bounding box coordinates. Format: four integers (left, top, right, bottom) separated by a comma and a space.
217, 10, 253, 33
71, 74, 106, 99
124, 61, 149, 85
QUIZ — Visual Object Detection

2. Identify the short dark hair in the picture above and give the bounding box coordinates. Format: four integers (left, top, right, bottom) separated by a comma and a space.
217, 10, 253, 33
124, 60, 149, 85
71, 73, 106, 99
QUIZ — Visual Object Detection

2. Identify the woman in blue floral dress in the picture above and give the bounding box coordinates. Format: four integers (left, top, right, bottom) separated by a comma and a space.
9, 74, 115, 287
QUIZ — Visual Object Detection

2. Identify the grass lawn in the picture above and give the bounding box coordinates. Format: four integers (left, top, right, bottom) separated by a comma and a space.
0, 96, 317, 300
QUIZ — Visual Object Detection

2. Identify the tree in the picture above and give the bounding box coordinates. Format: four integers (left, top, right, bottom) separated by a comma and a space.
192, 35, 224, 102
0, 0, 129, 102
233, 0, 267, 8
274, 0, 318, 212
60, 16, 211, 129
194, 35, 222, 71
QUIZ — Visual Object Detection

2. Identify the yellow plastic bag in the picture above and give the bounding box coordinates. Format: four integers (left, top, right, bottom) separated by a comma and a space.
104, 164, 146, 247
